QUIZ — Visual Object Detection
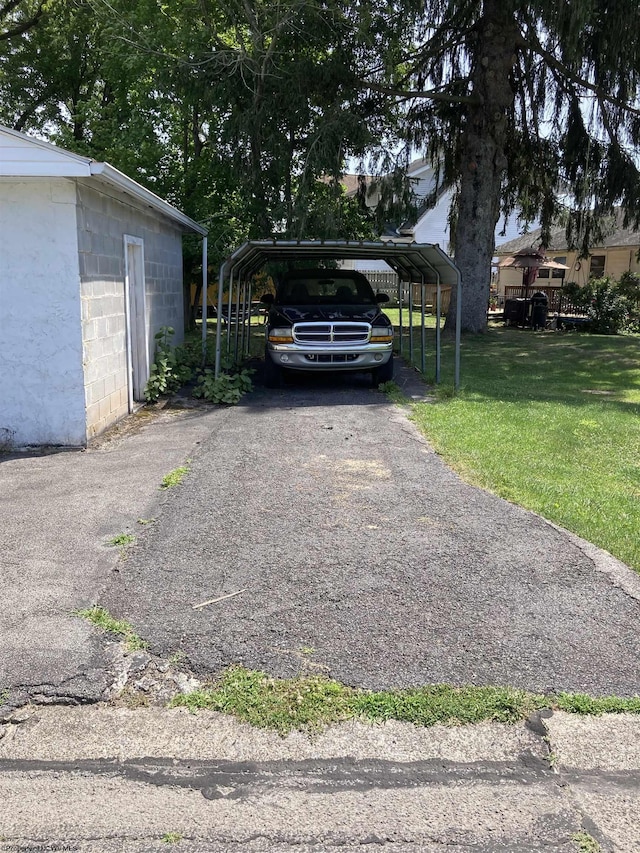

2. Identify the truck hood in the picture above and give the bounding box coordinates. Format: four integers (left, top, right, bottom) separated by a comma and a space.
270, 305, 389, 325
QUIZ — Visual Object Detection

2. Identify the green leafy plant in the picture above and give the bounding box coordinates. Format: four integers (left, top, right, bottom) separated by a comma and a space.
572, 831, 601, 852
161, 832, 183, 844
562, 278, 629, 334
74, 605, 147, 651
617, 271, 640, 332
144, 327, 195, 402
108, 533, 135, 547
193, 368, 253, 404
161, 466, 190, 489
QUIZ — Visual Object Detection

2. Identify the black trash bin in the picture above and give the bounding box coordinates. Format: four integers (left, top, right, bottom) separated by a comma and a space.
530, 291, 549, 330
504, 298, 529, 327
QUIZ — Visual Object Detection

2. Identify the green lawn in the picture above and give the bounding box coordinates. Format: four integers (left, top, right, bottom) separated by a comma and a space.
411, 326, 640, 572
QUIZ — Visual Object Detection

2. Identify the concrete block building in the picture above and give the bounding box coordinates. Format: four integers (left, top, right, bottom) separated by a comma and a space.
0, 126, 207, 447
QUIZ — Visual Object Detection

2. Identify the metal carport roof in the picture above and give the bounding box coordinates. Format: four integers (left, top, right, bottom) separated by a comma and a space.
203, 239, 461, 387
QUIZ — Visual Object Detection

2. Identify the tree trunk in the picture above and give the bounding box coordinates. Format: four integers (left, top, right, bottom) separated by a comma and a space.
447, 0, 519, 333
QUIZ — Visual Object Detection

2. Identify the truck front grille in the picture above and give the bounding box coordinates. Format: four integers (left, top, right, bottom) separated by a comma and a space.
293, 322, 370, 345
303, 353, 359, 363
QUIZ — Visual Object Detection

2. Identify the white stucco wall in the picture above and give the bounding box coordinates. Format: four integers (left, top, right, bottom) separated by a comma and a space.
0, 178, 86, 447
75, 181, 186, 438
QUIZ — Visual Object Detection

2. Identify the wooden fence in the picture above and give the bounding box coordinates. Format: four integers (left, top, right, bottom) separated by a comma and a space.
364, 271, 451, 313
503, 285, 582, 315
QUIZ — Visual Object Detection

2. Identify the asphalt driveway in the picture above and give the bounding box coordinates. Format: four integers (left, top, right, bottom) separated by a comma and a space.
94, 367, 640, 695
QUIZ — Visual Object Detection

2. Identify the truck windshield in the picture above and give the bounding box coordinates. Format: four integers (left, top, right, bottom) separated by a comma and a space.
277, 276, 376, 305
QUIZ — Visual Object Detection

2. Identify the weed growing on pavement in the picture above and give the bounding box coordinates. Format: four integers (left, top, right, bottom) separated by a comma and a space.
137, 517, 155, 525
169, 666, 547, 734
556, 693, 640, 714
572, 831, 601, 852
108, 533, 136, 547
352, 684, 545, 727
161, 466, 190, 489
170, 667, 353, 734
167, 650, 187, 667
169, 667, 640, 735
378, 380, 410, 404
161, 832, 183, 844
193, 367, 253, 404
74, 605, 148, 651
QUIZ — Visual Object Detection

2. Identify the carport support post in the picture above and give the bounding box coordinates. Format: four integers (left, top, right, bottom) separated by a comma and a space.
226, 272, 235, 354
436, 273, 442, 383
455, 269, 461, 390
238, 278, 248, 360
201, 236, 208, 365
246, 279, 253, 357
215, 261, 228, 378
397, 275, 403, 358
420, 273, 426, 375
408, 280, 414, 366
420, 258, 441, 385
233, 277, 242, 361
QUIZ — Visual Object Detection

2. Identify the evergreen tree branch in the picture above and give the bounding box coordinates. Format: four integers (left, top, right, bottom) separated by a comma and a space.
523, 30, 640, 118
358, 77, 480, 105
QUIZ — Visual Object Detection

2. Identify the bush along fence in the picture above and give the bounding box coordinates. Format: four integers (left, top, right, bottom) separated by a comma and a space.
144, 327, 253, 405
561, 272, 640, 334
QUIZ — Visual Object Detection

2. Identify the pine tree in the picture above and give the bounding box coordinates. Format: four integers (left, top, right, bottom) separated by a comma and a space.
356, 0, 640, 331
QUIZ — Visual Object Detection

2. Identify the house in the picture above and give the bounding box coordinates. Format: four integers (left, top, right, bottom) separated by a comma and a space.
495, 213, 640, 303
0, 126, 207, 448
341, 158, 534, 307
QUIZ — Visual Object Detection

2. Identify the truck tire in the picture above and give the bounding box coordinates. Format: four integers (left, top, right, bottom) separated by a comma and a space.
372, 355, 394, 386
264, 350, 283, 388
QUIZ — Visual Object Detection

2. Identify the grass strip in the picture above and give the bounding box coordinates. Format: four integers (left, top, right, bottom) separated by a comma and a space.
74, 605, 148, 651
169, 666, 640, 735
410, 327, 640, 572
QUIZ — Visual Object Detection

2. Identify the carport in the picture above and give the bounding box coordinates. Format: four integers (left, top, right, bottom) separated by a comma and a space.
202, 239, 461, 388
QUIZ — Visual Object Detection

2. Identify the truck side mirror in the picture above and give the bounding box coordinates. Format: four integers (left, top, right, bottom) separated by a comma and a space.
375, 293, 390, 304
260, 293, 274, 305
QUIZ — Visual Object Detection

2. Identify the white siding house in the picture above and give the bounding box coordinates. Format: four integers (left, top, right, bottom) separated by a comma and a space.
344, 158, 534, 274
0, 126, 207, 448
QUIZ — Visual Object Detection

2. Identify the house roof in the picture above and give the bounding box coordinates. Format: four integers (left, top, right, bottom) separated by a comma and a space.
0, 125, 207, 236
496, 210, 639, 255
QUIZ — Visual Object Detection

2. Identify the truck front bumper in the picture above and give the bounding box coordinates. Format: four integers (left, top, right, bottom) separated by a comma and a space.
266, 343, 393, 371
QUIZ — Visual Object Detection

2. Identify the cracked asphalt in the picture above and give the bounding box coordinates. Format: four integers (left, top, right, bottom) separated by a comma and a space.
2, 361, 640, 706
101, 365, 640, 696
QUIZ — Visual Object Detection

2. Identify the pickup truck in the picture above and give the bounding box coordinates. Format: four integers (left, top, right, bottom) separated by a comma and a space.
260, 269, 394, 387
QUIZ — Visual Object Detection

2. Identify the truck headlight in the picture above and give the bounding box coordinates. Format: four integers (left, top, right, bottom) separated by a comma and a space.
268, 327, 294, 343
370, 326, 393, 343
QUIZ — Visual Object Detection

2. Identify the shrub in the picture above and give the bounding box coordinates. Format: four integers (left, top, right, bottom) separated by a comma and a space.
617, 271, 640, 332
584, 277, 628, 334
561, 278, 628, 335
192, 368, 253, 404
144, 327, 195, 402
